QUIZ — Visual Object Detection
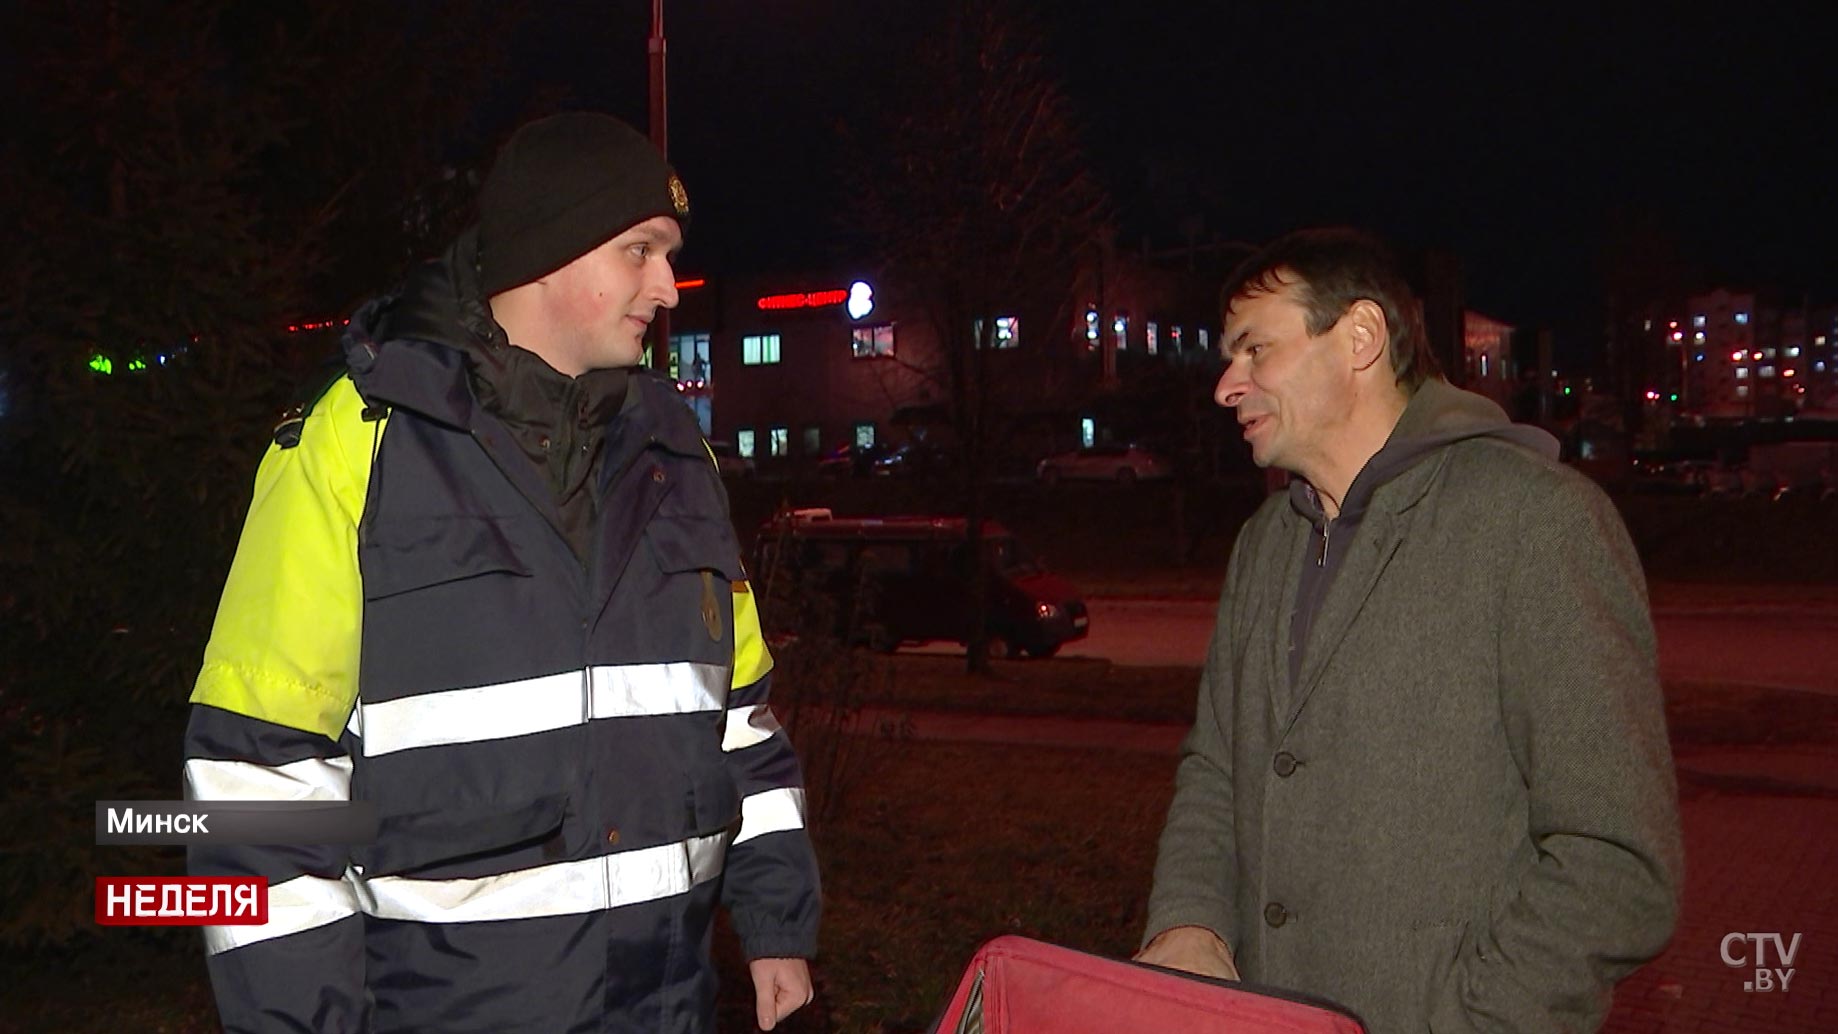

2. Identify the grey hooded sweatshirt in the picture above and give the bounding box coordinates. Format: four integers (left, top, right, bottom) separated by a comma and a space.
1285, 379, 1558, 691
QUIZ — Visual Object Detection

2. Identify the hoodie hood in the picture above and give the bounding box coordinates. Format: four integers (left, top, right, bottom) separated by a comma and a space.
1283, 379, 1558, 693
343, 228, 631, 431
375, 227, 507, 358
1289, 378, 1558, 529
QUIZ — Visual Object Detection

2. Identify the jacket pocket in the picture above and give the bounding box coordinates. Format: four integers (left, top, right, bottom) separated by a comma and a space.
361, 516, 532, 600
645, 514, 745, 580
685, 762, 741, 837
354, 792, 569, 877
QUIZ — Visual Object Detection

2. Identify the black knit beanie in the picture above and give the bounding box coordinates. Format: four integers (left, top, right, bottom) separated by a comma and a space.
477, 112, 689, 297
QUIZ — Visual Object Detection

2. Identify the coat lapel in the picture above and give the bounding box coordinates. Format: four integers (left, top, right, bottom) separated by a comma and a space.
1280, 452, 1447, 738
1267, 514, 1311, 725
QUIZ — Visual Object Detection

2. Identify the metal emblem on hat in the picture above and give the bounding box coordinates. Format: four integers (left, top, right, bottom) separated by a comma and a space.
668, 173, 689, 217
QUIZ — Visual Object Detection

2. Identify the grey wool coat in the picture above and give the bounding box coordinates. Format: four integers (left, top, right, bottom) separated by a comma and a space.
1145, 381, 1682, 1034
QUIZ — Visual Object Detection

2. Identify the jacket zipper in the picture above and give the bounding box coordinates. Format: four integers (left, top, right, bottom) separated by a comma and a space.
1317, 520, 1331, 568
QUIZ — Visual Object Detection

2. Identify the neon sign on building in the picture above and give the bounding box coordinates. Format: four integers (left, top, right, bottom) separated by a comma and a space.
756, 280, 874, 317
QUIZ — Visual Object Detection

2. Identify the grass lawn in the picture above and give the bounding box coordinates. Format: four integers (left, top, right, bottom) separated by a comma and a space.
869, 655, 1200, 724
721, 740, 1176, 1033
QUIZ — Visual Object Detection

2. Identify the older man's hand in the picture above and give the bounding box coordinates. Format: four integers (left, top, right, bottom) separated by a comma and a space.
749, 957, 814, 1031
1134, 925, 1240, 981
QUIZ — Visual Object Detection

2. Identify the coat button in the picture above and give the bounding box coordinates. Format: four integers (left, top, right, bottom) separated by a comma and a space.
1264, 902, 1289, 928
1273, 752, 1298, 778
651, 467, 666, 483
606, 828, 620, 845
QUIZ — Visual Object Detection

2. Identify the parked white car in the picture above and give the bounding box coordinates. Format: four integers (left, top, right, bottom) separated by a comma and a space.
1036, 445, 1171, 485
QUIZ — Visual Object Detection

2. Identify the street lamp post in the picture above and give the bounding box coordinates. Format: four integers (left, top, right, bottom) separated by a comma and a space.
647, 0, 668, 158
648, 0, 672, 375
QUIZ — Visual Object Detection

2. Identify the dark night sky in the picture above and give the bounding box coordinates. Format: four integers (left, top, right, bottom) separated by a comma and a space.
502, 0, 1836, 357
35, 1, 1825, 359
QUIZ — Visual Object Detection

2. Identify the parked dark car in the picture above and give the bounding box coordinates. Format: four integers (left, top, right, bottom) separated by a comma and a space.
708, 440, 756, 479
871, 441, 953, 479
753, 508, 1088, 658
1628, 456, 1707, 495
816, 442, 892, 478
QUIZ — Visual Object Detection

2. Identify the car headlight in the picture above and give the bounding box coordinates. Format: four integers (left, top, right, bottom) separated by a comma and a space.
1036, 602, 1060, 619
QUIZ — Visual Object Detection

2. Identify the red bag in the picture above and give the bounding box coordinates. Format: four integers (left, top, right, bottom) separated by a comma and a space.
931, 936, 1367, 1034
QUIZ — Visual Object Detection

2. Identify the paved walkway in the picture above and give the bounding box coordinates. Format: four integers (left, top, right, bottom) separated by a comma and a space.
1605, 795, 1838, 1034
844, 707, 1838, 1032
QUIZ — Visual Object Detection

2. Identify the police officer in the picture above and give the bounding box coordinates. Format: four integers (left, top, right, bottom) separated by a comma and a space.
184, 113, 820, 1033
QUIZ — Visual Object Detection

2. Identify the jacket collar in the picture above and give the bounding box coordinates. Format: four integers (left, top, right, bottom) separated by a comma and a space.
340, 230, 704, 455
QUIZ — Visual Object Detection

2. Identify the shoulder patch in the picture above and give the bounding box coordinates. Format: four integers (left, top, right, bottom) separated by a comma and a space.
274, 358, 358, 449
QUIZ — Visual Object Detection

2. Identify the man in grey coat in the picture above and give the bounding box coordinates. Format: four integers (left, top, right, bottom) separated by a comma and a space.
1137, 228, 1681, 1033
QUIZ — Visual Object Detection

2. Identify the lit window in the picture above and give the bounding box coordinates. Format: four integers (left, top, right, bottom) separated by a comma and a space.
1146, 322, 1159, 355
1693, 315, 1706, 328
973, 316, 1019, 350
1643, 319, 1652, 331
851, 323, 895, 358
1693, 331, 1705, 344
1694, 354, 1705, 362
1080, 417, 1095, 449
686, 395, 711, 436
1817, 335, 1829, 346
671, 332, 711, 386
803, 426, 821, 454
742, 333, 782, 365
1085, 308, 1100, 346
1114, 315, 1129, 351
1479, 353, 1489, 378
1737, 385, 1750, 398
1759, 366, 1776, 378
854, 423, 875, 448
1787, 346, 1801, 358
1199, 328, 1210, 351
1171, 326, 1184, 350
769, 427, 789, 457
1736, 368, 1750, 380
1735, 312, 1750, 325
1815, 362, 1827, 373
1764, 348, 1777, 359
737, 429, 756, 458
1670, 331, 1683, 342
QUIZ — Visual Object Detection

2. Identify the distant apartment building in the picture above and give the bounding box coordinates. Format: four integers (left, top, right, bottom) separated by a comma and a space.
1646, 289, 1838, 419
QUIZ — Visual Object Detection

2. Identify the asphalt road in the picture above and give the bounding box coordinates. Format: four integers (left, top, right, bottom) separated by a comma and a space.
919, 594, 1838, 694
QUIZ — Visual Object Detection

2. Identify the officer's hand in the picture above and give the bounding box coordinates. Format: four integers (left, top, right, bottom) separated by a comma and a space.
748, 956, 814, 1030
1134, 925, 1240, 981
